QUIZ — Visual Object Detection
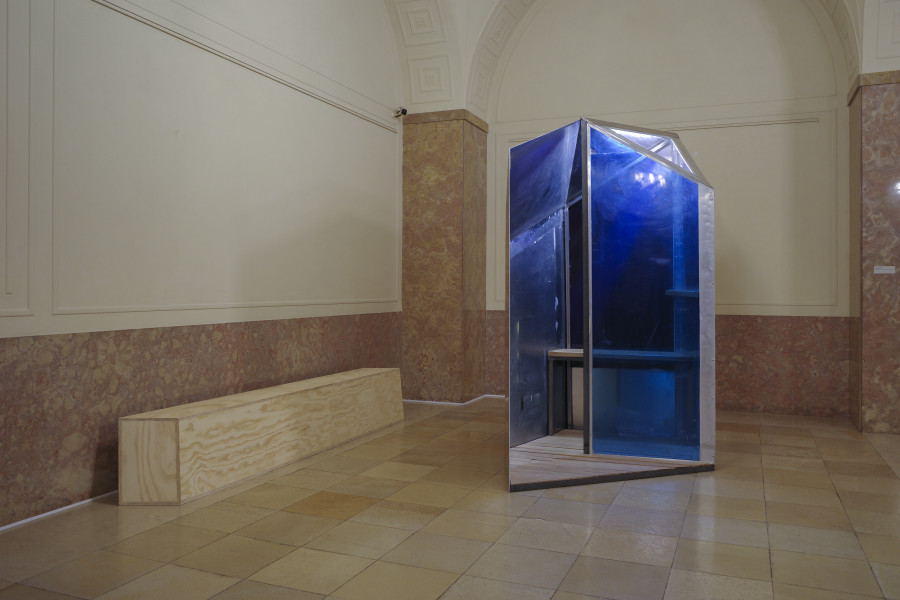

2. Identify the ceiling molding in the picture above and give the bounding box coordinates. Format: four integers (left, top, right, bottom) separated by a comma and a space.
408, 55, 453, 103
385, 0, 460, 112
818, 0, 862, 83
465, 0, 532, 121
395, 0, 447, 46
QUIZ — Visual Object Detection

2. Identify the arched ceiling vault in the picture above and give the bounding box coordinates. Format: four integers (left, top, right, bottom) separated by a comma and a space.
385, 0, 861, 122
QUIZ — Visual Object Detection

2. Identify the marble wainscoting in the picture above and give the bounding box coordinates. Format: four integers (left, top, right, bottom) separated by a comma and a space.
0, 312, 400, 527
485, 312, 849, 416
402, 111, 488, 403
716, 315, 850, 417
859, 80, 900, 433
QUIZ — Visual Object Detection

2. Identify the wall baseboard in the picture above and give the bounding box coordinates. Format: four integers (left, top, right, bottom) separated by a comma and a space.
403, 394, 507, 407
2, 393, 503, 531
0, 490, 119, 534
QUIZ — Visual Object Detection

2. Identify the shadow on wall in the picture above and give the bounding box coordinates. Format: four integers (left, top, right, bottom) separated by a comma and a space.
91, 423, 118, 497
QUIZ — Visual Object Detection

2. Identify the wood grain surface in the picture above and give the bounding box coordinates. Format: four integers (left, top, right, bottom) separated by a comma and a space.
119, 368, 403, 504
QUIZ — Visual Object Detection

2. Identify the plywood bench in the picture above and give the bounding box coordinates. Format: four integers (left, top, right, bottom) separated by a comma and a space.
118, 368, 403, 505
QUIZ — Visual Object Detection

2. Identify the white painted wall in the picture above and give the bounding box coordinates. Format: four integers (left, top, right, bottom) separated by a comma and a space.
0, 0, 402, 338
486, 0, 853, 317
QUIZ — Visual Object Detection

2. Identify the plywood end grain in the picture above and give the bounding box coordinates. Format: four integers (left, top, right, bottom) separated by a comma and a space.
118, 419, 179, 504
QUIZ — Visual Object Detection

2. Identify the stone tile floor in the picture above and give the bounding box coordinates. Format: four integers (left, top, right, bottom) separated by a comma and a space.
2, 397, 900, 599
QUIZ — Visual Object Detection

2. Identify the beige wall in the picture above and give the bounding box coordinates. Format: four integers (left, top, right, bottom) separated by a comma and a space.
0, 0, 407, 527
0, 0, 403, 339
484, 0, 852, 318
861, 0, 900, 74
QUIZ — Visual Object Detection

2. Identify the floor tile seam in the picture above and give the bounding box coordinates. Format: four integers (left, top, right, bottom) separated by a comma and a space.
26, 556, 172, 600
832, 477, 894, 599
665, 568, 778, 600
659, 565, 675, 600
677, 508, 771, 549
458, 544, 569, 596
866, 435, 900, 481
431, 576, 551, 600
772, 580, 886, 600
100, 527, 227, 565
333, 558, 464, 599
207, 578, 251, 599
230, 519, 331, 549
12, 542, 160, 588
376, 532, 495, 574
829, 473, 887, 576
579, 529, 675, 569
760, 459, 773, 569
667, 548, 775, 584
0, 538, 110, 584
416, 478, 493, 492
562, 554, 674, 598
501, 516, 595, 555
294, 533, 384, 559
171, 538, 296, 582
769, 547, 886, 591
3, 582, 83, 600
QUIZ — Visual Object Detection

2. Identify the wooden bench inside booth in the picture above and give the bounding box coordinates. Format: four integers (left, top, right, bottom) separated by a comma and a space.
118, 368, 403, 505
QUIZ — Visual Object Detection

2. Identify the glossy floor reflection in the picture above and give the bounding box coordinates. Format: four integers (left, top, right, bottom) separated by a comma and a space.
2, 398, 900, 599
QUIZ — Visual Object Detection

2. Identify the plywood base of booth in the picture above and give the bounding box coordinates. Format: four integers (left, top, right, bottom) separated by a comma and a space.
509, 429, 713, 492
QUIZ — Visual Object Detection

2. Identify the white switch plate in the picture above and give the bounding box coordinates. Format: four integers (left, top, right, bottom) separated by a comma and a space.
874, 265, 896, 274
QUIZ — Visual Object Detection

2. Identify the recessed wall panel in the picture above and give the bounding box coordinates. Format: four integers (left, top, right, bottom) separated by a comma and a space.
51, 0, 399, 315
0, 0, 31, 317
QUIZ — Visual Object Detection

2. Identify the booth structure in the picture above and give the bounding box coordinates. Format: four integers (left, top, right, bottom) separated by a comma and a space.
508, 119, 715, 488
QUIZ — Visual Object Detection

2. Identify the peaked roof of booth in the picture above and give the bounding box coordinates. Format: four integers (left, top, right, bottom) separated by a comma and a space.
585, 118, 712, 188
509, 118, 712, 240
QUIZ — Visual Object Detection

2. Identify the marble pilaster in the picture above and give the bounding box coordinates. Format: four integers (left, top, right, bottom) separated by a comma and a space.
859, 79, 900, 432
401, 111, 488, 403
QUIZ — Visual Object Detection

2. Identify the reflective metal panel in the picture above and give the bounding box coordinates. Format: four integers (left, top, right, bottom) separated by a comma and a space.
698, 183, 716, 463
509, 121, 580, 239
509, 211, 566, 446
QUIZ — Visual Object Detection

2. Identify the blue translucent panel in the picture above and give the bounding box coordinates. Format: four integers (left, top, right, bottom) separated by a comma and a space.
509, 121, 580, 240
509, 210, 566, 446
589, 134, 676, 351
594, 368, 675, 436
588, 126, 700, 461
590, 358, 698, 460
